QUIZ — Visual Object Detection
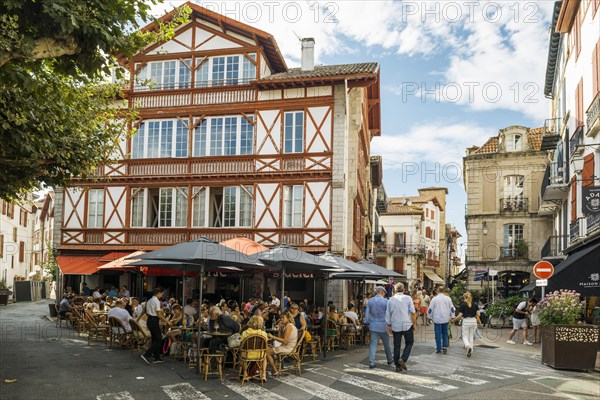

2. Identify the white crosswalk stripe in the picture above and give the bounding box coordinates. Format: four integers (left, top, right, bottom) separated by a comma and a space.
477, 365, 537, 376
162, 383, 211, 400
97, 392, 135, 400
222, 380, 288, 400
457, 366, 515, 380
346, 363, 459, 392
375, 359, 488, 385
274, 374, 363, 400
310, 366, 423, 400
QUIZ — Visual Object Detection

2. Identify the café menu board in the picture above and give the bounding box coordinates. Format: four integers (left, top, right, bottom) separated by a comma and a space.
582, 187, 600, 215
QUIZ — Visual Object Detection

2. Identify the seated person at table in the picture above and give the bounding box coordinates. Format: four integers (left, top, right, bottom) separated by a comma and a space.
108, 300, 132, 333
183, 299, 197, 319
201, 306, 240, 352
169, 304, 185, 326
104, 296, 115, 311
289, 303, 307, 331
265, 311, 298, 376
312, 306, 324, 324
131, 298, 143, 319
241, 315, 268, 380
59, 295, 76, 321
229, 304, 242, 323
107, 287, 119, 297
328, 305, 340, 323
341, 303, 360, 332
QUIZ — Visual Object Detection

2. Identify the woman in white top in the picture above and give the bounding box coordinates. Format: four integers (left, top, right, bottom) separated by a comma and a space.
265, 311, 298, 376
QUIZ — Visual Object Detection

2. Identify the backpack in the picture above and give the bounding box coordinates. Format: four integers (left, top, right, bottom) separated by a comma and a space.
161, 336, 172, 355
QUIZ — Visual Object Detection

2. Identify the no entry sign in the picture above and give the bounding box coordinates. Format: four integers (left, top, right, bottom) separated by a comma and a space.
533, 261, 554, 280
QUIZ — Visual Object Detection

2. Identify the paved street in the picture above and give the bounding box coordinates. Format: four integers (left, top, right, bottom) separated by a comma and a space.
1, 301, 598, 400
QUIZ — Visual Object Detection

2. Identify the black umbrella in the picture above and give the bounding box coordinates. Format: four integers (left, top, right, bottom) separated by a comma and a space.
257, 245, 350, 360
358, 259, 405, 279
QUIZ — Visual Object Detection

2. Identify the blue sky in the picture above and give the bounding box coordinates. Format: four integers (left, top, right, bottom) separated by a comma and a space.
152, 1, 555, 245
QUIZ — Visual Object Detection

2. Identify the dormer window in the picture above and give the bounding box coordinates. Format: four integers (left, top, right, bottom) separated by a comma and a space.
506, 134, 523, 151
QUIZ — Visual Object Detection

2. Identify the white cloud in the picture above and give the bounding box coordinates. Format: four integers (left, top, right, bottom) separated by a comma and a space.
149, 1, 554, 119
371, 122, 493, 168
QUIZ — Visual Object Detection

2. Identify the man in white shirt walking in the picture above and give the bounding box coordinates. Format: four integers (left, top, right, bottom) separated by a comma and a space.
386, 282, 416, 372
428, 286, 455, 354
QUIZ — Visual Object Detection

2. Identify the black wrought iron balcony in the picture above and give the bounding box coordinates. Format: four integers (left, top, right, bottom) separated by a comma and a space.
541, 117, 562, 151
569, 126, 584, 158
586, 213, 600, 235
539, 162, 569, 214
376, 188, 387, 213
500, 246, 528, 259
376, 243, 423, 255
541, 235, 567, 258
569, 218, 585, 242
499, 197, 528, 213
586, 92, 600, 137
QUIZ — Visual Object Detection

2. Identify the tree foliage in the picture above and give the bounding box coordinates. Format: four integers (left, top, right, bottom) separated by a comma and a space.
0, 0, 190, 200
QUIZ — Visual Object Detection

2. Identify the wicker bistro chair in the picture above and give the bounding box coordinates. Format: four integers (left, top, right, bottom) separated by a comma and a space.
71, 309, 87, 337
325, 320, 340, 351
238, 334, 268, 386
340, 323, 358, 350
55, 304, 67, 327
301, 330, 322, 361
276, 329, 305, 376
87, 316, 110, 346
129, 319, 150, 352
107, 316, 132, 349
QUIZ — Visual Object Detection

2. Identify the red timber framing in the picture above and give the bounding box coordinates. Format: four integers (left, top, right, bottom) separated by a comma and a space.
61, 3, 380, 257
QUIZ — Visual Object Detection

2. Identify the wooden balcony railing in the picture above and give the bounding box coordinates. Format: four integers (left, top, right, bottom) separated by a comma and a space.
62, 228, 331, 248
129, 85, 256, 109
101, 154, 331, 178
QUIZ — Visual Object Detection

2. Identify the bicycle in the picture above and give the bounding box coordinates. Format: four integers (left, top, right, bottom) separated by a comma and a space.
487, 311, 512, 329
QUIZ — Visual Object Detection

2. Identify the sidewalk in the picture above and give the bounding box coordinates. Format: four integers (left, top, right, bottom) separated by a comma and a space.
410, 320, 542, 356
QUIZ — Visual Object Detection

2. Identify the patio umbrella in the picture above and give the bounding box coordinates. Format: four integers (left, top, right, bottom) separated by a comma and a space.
220, 237, 268, 255
256, 245, 349, 360
358, 259, 405, 279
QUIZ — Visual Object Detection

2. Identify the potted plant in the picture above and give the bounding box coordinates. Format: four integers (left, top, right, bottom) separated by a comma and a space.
0, 280, 12, 306
539, 290, 599, 370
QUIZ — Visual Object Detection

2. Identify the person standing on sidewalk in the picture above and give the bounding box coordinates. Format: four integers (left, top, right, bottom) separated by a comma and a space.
453, 292, 481, 357
419, 289, 431, 325
385, 282, 416, 372
364, 286, 393, 368
141, 287, 172, 364
507, 299, 533, 346
428, 286, 455, 354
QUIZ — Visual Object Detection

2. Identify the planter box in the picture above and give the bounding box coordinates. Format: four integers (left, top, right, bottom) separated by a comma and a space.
0, 294, 7, 306
542, 324, 600, 370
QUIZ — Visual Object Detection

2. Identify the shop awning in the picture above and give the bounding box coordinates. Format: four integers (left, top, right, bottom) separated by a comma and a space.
97, 251, 146, 271
423, 270, 445, 285
548, 242, 600, 296
57, 252, 131, 275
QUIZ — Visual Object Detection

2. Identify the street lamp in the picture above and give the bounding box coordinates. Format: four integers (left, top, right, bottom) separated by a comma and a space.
482, 221, 489, 236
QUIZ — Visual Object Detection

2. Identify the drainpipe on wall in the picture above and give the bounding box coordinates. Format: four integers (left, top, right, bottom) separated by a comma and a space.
342, 78, 350, 310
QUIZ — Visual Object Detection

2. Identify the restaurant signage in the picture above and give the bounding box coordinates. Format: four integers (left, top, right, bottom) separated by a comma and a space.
582, 187, 600, 215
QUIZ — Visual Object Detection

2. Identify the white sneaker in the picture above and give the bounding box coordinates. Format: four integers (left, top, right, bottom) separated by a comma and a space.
523, 341, 533, 346
506, 340, 516, 345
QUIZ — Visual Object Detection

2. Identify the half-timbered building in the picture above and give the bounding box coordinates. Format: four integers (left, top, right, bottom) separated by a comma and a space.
53, 3, 381, 302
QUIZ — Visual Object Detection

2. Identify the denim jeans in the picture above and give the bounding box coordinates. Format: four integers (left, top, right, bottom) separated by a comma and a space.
369, 330, 392, 366
392, 328, 414, 365
433, 322, 449, 352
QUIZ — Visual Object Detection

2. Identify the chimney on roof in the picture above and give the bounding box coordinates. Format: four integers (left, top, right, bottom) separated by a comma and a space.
301, 38, 315, 71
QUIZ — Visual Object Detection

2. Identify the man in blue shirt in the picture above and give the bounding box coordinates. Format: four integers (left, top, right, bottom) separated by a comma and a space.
428, 286, 455, 354
364, 286, 393, 368
385, 282, 416, 372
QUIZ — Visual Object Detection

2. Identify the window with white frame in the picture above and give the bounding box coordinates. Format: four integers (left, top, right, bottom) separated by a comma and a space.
502, 175, 525, 210
195, 54, 256, 87
193, 115, 254, 157
87, 189, 104, 228
505, 134, 523, 151
131, 189, 145, 227
134, 59, 192, 90
131, 120, 189, 159
503, 223, 524, 256
159, 188, 188, 227
223, 186, 253, 227
283, 185, 303, 228
192, 187, 208, 227
284, 111, 304, 153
